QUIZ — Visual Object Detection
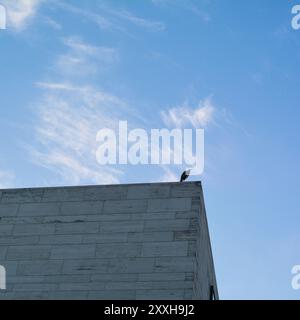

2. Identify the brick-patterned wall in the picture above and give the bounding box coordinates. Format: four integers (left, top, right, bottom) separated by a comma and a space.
0, 182, 218, 300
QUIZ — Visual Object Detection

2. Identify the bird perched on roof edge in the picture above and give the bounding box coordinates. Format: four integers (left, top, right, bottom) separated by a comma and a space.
180, 169, 191, 182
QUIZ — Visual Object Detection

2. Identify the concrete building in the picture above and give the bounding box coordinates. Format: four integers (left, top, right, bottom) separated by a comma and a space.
0, 181, 218, 300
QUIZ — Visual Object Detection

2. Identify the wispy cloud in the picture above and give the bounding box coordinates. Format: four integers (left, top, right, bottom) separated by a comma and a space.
151, 0, 211, 24
161, 97, 215, 128
107, 9, 165, 32
188, 5, 211, 23
57, 2, 115, 31
29, 37, 137, 186
63, 37, 116, 57
159, 166, 178, 182
35, 82, 78, 91
53, 36, 118, 77
2, 0, 41, 31
58, 2, 165, 34
43, 15, 62, 30
0, 170, 15, 189
30, 83, 127, 186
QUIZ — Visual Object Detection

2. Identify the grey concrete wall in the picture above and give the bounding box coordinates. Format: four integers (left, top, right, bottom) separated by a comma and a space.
0, 182, 218, 300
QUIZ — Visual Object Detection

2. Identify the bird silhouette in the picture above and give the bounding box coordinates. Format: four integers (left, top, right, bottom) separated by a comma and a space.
180, 169, 191, 182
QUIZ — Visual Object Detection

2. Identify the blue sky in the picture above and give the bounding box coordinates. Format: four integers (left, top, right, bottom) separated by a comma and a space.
0, 0, 300, 299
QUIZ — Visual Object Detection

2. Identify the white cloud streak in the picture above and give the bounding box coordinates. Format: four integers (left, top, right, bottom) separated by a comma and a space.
43, 16, 61, 30
29, 37, 140, 186
57, 2, 115, 31
108, 9, 165, 32
57, 2, 165, 34
30, 83, 127, 186
161, 98, 215, 128
159, 166, 178, 182
151, 0, 211, 23
53, 36, 118, 77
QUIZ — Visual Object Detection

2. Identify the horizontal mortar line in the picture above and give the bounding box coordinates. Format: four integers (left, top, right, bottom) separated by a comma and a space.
4, 244, 97, 249
10, 257, 158, 263
22, 196, 193, 203
0, 200, 103, 206
6, 282, 192, 288
8, 272, 189, 277
14, 212, 185, 217
51, 288, 194, 292
0, 211, 192, 218
2, 254, 191, 262
10, 272, 194, 279
0, 217, 189, 223
0, 242, 189, 246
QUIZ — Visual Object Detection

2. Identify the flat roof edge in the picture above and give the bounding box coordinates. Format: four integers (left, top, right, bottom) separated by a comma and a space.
0, 181, 202, 192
